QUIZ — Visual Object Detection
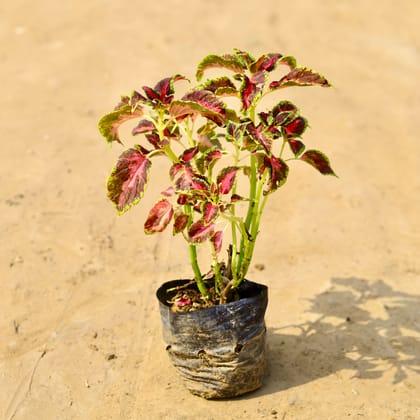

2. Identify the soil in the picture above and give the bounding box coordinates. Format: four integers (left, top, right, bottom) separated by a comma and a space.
1, 1, 420, 419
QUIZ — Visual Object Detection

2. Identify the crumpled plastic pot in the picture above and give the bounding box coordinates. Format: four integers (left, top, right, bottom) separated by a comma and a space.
156, 279, 268, 399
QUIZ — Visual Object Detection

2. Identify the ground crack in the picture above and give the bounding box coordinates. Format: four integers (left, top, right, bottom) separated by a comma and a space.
5, 349, 48, 420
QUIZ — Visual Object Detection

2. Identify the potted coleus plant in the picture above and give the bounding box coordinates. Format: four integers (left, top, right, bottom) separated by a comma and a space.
98, 49, 336, 399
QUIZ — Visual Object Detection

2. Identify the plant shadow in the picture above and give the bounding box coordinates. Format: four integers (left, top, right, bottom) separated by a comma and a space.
245, 276, 420, 398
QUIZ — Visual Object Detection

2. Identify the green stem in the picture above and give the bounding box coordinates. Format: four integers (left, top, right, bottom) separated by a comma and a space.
189, 244, 208, 297
236, 153, 257, 277
210, 243, 223, 294
155, 110, 179, 163
236, 170, 268, 284
279, 130, 288, 159
184, 204, 208, 297
229, 142, 241, 283
163, 144, 178, 163
184, 119, 195, 147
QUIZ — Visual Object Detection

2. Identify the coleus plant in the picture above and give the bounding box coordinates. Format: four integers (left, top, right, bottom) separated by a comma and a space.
99, 49, 336, 305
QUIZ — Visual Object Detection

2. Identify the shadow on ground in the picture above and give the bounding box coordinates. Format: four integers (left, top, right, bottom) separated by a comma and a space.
249, 277, 420, 397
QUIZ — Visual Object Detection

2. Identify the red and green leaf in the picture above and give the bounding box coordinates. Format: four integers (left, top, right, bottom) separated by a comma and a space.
107, 146, 151, 214
115, 90, 147, 111
99, 105, 143, 144
174, 164, 210, 192
196, 149, 222, 174
240, 75, 258, 110
203, 202, 219, 223
170, 90, 226, 125
300, 150, 337, 176
161, 186, 175, 197
169, 163, 183, 180
132, 119, 156, 135
196, 53, 247, 81
247, 123, 271, 154
173, 212, 189, 234
188, 220, 215, 243
250, 53, 283, 73
272, 101, 299, 125
263, 156, 289, 194
285, 116, 308, 137
201, 76, 237, 96
217, 166, 239, 194
234, 49, 256, 67
181, 146, 199, 163
211, 231, 223, 254
144, 199, 174, 234
269, 67, 330, 90
145, 133, 163, 149
143, 74, 187, 104
288, 139, 306, 156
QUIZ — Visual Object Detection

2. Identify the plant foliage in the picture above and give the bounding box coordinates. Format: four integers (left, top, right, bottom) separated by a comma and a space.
99, 49, 336, 304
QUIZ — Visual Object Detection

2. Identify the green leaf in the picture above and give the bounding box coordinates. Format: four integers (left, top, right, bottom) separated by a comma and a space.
98, 104, 143, 145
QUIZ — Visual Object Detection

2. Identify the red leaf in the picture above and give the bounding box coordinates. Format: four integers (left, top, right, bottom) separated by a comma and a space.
98, 105, 144, 144
196, 147, 223, 174
247, 123, 271, 153
181, 90, 225, 113
251, 53, 283, 73
217, 167, 239, 194
161, 186, 175, 197
202, 76, 237, 95
272, 101, 298, 125
132, 119, 156, 135
288, 139, 305, 156
170, 90, 226, 125
203, 202, 219, 223
188, 220, 215, 243
240, 75, 259, 110
107, 147, 151, 214
177, 194, 188, 205
230, 194, 244, 202
174, 164, 209, 192
300, 150, 337, 176
142, 86, 160, 102
181, 146, 199, 163
285, 116, 308, 137
196, 54, 246, 81
270, 67, 330, 90
211, 231, 223, 254
169, 163, 183, 180
145, 133, 162, 149
173, 213, 189, 234
154, 74, 187, 104
144, 199, 174, 234
264, 156, 289, 194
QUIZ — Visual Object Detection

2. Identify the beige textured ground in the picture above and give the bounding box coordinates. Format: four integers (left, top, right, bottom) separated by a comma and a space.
1, 1, 420, 419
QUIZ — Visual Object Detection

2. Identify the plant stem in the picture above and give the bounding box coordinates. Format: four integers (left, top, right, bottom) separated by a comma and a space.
189, 243, 208, 297
229, 143, 241, 283
211, 243, 223, 294
163, 144, 178, 163
184, 203, 208, 297
236, 153, 257, 278
236, 171, 268, 284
